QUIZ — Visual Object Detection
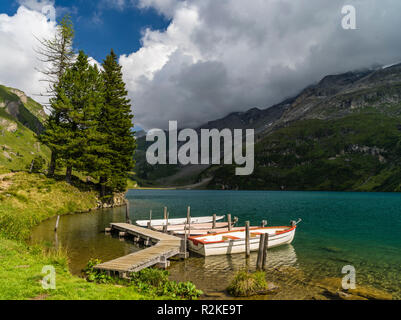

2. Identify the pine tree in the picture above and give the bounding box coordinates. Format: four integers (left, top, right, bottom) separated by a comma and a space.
53, 51, 105, 183
99, 49, 136, 196
37, 15, 75, 176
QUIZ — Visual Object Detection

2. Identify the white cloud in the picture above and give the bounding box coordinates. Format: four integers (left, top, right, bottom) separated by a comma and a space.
16, 0, 55, 12
0, 6, 57, 104
121, 0, 401, 130
137, 0, 182, 17
0, 5, 101, 108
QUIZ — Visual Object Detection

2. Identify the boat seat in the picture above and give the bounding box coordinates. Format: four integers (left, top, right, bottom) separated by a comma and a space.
250, 232, 263, 237
276, 228, 290, 235
222, 235, 240, 241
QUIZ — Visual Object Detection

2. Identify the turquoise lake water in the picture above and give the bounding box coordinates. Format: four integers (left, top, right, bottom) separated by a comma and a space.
31, 190, 401, 299
127, 190, 401, 298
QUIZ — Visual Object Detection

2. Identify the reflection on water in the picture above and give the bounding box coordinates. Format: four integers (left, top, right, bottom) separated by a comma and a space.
168, 245, 299, 298
30, 207, 142, 275
30, 190, 401, 300
201, 244, 297, 271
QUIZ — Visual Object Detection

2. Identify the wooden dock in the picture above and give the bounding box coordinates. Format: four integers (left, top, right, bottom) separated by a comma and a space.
94, 223, 184, 277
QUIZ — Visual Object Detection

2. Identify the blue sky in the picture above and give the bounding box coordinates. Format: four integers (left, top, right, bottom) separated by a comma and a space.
1, 0, 170, 62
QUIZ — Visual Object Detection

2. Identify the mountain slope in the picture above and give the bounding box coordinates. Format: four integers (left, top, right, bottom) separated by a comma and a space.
0, 85, 45, 134
0, 85, 49, 171
207, 64, 401, 191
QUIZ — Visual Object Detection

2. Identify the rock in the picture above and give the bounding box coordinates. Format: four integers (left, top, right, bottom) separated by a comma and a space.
9, 88, 28, 104
348, 286, 393, 300
0, 119, 18, 132
315, 277, 392, 300
3, 151, 12, 160
275, 266, 306, 281
266, 282, 280, 294
5, 101, 21, 118
204, 291, 226, 298
337, 291, 367, 300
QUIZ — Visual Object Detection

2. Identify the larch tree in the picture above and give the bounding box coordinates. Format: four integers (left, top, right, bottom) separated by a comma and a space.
99, 49, 136, 197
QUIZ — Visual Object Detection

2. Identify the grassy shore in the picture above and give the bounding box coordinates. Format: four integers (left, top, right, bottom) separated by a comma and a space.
0, 169, 185, 300
0, 171, 98, 240
0, 238, 163, 300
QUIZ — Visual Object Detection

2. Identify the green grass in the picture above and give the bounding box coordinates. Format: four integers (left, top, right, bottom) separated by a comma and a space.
0, 109, 50, 171
0, 172, 198, 300
0, 84, 19, 103
0, 238, 165, 300
0, 172, 98, 240
0, 84, 199, 300
24, 97, 47, 123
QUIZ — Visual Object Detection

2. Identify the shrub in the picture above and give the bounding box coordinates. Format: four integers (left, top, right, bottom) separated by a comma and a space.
227, 270, 270, 297
27, 155, 46, 173
82, 260, 203, 299
83, 258, 113, 284
131, 268, 203, 300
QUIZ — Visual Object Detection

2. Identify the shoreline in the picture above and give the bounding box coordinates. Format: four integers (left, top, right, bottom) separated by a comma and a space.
0, 171, 186, 300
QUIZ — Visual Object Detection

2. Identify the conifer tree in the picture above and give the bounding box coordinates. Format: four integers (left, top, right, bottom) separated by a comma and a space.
37, 16, 75, 176
99, 49, 136, 196
53, 51, 105, 183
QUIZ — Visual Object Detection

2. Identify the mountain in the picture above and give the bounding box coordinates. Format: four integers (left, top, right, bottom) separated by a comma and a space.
134, 63, 401, 191
0, 85, 49, 171
207, 63, 401, 191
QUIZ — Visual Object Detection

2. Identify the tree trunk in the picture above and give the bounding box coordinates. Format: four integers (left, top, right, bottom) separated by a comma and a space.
99, 176, 106, 198
66, 166, 72, 184
48, 151, 57, 176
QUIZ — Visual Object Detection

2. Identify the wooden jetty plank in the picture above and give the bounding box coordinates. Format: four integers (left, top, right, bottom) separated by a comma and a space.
110, 223, 180, 242
94, 223, 183, 275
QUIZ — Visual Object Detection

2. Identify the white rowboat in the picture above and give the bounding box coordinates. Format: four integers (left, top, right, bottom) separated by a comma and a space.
136, 215, 225, 227
188, 225, 297, 256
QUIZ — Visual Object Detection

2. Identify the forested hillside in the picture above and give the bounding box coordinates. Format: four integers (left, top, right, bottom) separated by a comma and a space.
208, 64, 401, 191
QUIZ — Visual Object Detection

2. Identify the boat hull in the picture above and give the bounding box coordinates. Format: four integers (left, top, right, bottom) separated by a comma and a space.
188, 226, 296, 256
136, 215, 225, 227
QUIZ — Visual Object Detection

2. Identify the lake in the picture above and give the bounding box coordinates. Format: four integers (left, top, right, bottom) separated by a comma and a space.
31, 190, 401, 299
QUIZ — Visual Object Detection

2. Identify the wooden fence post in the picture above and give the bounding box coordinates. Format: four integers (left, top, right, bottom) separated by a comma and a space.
163, 207, 168, 233
245, 221, 250, 258
187, 207, 191, 236
125, 200, 131, 224
262, 233, 269, 270
149, 210, 152, 227
212, 214, 216, 229
181, 222, 188, 259
165, 211, 169, 233
227, 214, 232, 231
54, 215, 60, 232
256, 233, 265, 270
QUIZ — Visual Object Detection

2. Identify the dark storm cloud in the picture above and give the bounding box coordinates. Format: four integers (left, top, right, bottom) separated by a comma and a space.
121, 0, 401, 129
